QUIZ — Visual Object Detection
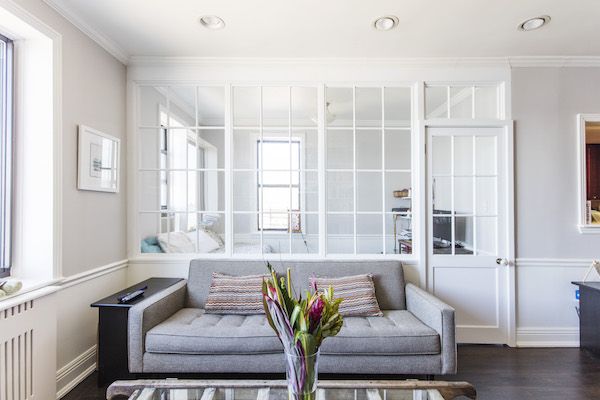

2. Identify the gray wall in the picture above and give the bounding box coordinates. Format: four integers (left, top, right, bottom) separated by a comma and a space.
512, 67, 600, 259
19, 0, 127, 276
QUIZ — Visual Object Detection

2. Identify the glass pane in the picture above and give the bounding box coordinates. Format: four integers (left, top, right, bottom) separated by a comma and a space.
475, 136, 497, 175
327, 172, 353, 212
433, 216, 452, 254
387, 213, 412, 255
190, 171, 225, 212
432, 177, 451, 213
476, 217, 497, 256
198, 212, 225, 236
168, 86, 196, 127
356, 130, 382, 170
327, 129, 353, 169
139, 129, 161, 169
197, 129, 225, 169
327, 214, 353, 254
455, 216, 474, 255
139, 86, 168, 127
356, 214, 383, 254
454, 136, 473, 175
432, 135, 451, 175
474, 86, 499, 119
167, 128, 196, 170
263, 232, 290, 253
196, 86, 225, 127
425, 86, 448, 119
233, 213, 261, 254
303, 129, 318, 170
261, 212, 289, 232
260, 187, 291, 213
233, 129, 259, 169
384, 87, 411, 128
454, 177, 473, 215
326, 87, 353, 127
292, 214, 319, 254
139, 213, 165, 253
385, 172, 411, 211
233, 86, 260, 127
233, 171, 256, 212
385, 130, 411, 170
263, 86, 289, 127
476, 177, 497, 215
301, 171, 319, 213
292, 87, 317, 127
356, 87, 382, 127
357, 172, 382, 212
139, 171, 162, 211
259, 140, 300, 171
449, 86, 473, 119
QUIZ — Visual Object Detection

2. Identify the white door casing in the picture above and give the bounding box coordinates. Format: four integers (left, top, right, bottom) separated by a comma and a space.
427, 125, 515, 345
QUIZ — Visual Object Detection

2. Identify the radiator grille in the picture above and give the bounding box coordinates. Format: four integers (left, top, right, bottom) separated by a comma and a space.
0, 301, 35, 400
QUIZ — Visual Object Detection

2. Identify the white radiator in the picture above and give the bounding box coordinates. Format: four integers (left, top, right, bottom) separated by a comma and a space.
0, 287, 57, 400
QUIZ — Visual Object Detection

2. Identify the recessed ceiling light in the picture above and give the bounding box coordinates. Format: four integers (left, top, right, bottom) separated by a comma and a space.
199, 15, 225, 30
518, 15, 550, 31
373, 16, 399, 31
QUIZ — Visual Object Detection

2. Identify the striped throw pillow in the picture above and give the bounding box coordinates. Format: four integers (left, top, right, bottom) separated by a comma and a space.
204, 273, 267, 314
315, 274, 383, 317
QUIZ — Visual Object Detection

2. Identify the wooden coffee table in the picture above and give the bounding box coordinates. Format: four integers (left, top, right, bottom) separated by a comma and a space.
107, 379, 476, 400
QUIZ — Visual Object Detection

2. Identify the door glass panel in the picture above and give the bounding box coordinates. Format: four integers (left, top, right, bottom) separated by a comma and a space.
454, 177, 473, 215
476, 177, 497, 215
433, 216, 452, 254
432, 177, 452, 213
475, 136, 497, 175
432, 136, 451, 175
454, 136, 473, 175
455, 216, 474, 255
476, 217, 497, 255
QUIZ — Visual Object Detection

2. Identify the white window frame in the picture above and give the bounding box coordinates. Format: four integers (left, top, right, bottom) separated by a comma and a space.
577, 113, 600, 234
0, 33, 13, 277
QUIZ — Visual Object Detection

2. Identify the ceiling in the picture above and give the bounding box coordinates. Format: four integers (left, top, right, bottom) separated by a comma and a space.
44, 0, 600, 62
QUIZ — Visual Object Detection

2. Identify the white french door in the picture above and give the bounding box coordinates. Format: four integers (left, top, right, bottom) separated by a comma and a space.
427, 126, 514, 344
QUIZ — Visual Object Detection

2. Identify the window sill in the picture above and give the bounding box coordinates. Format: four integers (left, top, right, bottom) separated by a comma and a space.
0, 278, 61, 311
578, 224, 600, 234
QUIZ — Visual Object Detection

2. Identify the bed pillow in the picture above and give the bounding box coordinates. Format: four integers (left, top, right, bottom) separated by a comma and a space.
205, 273, 268, 314
314, 274, 383, 317
157, 231, 195, 253
186, 229, 221, 253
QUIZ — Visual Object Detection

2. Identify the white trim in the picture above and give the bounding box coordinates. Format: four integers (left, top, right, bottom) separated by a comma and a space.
57, 259, 128, 288
578, 225, 600, 234
129, 56, 600, 68
516, 328, 579, 348
56, 345, 97, 399
515, 258, 596, 267
42, 0, 129, 65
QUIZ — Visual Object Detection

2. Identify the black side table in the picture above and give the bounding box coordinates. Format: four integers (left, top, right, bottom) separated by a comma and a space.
91, 277, 183, 386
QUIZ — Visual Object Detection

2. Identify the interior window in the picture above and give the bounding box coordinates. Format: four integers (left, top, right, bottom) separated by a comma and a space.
0, 34, 13, 277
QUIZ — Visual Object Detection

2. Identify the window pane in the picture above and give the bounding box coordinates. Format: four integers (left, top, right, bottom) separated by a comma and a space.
139, 86, 168, 126
292, 87, 317, 127
384, 87, 411, 128
356, 130, 381, 170
449, 86, 473, 119
474, 86, 499, 119
356, 87, 382, 128
433, 216, 452, 254
455, 216, 474, 255
387, 213, 412, 255
357, 214, 383, 254
234, 214, 261, 254
385, 172, 412, 211
197, 86, 225, 127
197, 129, 225, 169
260, 187, 292, 213
357, 172, 382, 212
326, 87, 353, 127
292, 214, 319, 254
432, 177, 452, 213
263, 87, 289, 127
233, 171, 256, 212
233, 86, 260, 127
327, 214, 354, 254
425, 86, 448, 119
454, 177, 473, 215
432, 135, 451, 175
475, 136, 497, 175
327, 172, 353, 212
454, 136, 473, 175
385, 130, 411, 170
190, 171, 225, 212
327, 130, 353, 169
168, 86, 196, 127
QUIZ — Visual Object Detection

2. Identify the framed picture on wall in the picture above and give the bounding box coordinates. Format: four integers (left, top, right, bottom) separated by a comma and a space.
77, 125, 120, 193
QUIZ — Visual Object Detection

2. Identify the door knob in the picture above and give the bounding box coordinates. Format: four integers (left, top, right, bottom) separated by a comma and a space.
496, 258, 509, 266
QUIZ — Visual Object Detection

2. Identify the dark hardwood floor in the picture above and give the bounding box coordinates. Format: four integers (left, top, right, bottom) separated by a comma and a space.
63, 345, 600, 400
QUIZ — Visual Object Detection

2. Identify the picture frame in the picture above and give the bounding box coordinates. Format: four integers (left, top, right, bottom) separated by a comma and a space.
77, 125, 120, 193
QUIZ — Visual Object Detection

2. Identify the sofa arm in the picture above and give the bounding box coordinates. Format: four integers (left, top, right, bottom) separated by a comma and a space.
128, 280, 187, 372
405, 283, 456, 374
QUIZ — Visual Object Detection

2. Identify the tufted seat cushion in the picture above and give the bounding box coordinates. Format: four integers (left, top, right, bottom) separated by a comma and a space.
145, 309, 440, 356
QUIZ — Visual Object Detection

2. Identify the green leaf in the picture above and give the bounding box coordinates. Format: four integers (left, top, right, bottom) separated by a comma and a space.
290, 305, 301, 328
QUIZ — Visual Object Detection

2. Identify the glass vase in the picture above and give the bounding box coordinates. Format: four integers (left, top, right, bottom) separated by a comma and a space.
285, 349, 320, 400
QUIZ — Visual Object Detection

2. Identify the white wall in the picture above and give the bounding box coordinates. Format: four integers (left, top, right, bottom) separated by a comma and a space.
512, 66, 600, 346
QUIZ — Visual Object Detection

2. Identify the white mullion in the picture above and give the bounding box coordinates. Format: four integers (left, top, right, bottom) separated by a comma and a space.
352, 86, 357, 255
166, 89, 172, 244
195, 87, 200, 251
446, 86, 451, 119
225, 85, 233, 256
472, 135, 477, 255
381, 87, 386, 254
471, 86, 476, 119
318, 85, 327, 257
259, 87, 264, 253
288, 86, 293, 254
450, 135, 455, 255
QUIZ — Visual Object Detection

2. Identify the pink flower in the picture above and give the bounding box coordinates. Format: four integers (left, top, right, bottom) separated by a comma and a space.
309, 276, 318, 292
309, 297, 324, 331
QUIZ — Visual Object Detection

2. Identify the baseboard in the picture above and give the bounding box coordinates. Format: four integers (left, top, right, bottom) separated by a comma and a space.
516, 327, 580, 347
56, 345, 97, 399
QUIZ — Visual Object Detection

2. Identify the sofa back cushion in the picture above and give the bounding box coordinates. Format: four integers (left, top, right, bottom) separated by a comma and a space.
186, 260, 406, 310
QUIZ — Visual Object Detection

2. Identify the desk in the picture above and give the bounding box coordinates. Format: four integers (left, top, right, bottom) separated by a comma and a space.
91, 277, 183, 386
572, 281, 600, 356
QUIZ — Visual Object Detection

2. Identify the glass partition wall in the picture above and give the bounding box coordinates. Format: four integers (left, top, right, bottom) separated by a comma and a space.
136, 82, 500, 257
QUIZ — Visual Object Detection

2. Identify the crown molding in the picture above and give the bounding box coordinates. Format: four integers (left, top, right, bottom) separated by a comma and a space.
508, 56, 600, 67
42, 0, 129, 65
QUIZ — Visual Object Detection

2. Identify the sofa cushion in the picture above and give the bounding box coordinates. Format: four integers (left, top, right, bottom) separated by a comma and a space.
145, 309, 439, 357
320, 310, 440, 356
145, 308, 281, 355
314, 274, 383, 317
204, 273, 267, 315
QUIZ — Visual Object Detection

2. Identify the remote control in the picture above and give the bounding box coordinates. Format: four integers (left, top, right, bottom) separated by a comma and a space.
118, 286, 148, 303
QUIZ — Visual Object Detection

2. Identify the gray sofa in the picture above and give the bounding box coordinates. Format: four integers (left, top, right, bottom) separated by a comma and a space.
128, 260, 456, 375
